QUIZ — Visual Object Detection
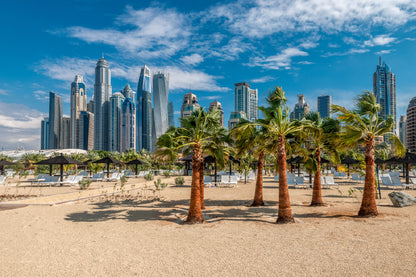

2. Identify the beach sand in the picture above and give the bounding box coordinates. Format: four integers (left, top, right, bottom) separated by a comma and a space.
0, 175, 415, 276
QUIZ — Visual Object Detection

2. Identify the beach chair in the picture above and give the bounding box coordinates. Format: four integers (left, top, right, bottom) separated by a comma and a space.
287, 176, 297, 188
351, 174, 360, 181
0, 176, 6, 185
339, 172, 346, 178
90, 172, 104, 182
219, 175, 230, 187
248, 172, 255, 181
389, 172, 400, 178
229, 176, 238, 187
323, 176, 338, 188
381, 176, 393, 187
204, 175, 213, 187
295, 176, 308, 188
40, 176, 60, 186
274, 174, 279, 181
390, 177, 407, 190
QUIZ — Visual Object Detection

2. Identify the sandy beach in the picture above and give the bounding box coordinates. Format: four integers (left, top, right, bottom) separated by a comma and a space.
0, 175, 415, 276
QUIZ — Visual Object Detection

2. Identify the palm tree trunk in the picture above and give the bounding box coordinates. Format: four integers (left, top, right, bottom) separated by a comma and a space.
311, 149, 324, 206
359, 139, 378, 217
186, 143, 204, 223
200, 164, 205, 210
251, 150, 265, 206
276, 136, 294, 224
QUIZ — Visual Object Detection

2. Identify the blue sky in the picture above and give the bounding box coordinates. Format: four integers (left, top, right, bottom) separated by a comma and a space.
1, 0, 416, 150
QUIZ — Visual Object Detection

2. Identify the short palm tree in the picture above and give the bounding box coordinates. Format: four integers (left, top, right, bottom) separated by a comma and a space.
302, 112, 340, 206
155, 126, 180, 170
259, 87, 303, 223
175, 107, 224, 223
333, 91, 405, 217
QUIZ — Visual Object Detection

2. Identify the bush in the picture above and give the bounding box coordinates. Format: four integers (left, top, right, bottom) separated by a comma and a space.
154, 178, 168, 191
79, 179, 92, 190
144, 172, 154, 181
175, 176, 185, 186
163, 171, 171, 178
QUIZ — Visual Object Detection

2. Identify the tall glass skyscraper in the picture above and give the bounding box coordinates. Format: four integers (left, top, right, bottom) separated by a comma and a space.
79, 111, 94, 150
62, 117, 71, 149
168, 101, 174, 127
40, 117, 49, 150
70, 75, 87, 149
152, 71, 169, 148
48, 92, 63, 149
234, 82, 258, 122
317, 95, 331, 118
109, 92, 125, 152
94, 57, 112, 151
120, 83, 135, 101
121, 97, 136, 152
373, 57, 396, 124
137, 65, 152, 152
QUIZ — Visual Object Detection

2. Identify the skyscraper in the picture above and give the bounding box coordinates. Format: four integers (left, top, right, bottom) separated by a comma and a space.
209, 100, 224, 127
87, 99, 94, 114
181, 91, 200, 122
62, 117, 71, 149
228, 111, 246, 130
168, 101, 174, 127
70, 75, 87, 149
40, 117, 49, 150
120, 83, 135, 101
79, 111, 94, 150
399, 115, 407, 147
109, 92, 125, 152
406, 98, 416, 152
136, 65, 152, 152
94, 57, 112, 151
235, 82, 258, 122
373, 57, 396, 125
48, 92, 63, 149
121, 97, 136, 152
290, 94, 310, 120
152, 71, 169, 145
317, 95, 331, 118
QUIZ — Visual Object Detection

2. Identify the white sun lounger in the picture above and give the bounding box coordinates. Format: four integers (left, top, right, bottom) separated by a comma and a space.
323, 176, 338, 188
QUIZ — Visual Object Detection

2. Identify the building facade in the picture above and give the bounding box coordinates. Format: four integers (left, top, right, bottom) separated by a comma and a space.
373, 58, 396, 125
290, 94, 310, 120
40, 117, 49, 150
317, 95, 331, 118
79, 111, 94, 151
62, 117, 71, 149
406, 98, 416, 153
168, 101, 174, 127
121, 98, 136, 152
48, 92, 63, 149
181, 91, 200, 123
137, 65, 152, 152
120, 83, 135, 101
109, 92, 125, 152
93, 57, 112, 151
70, 75, 87, 149
228, 111, 247, 130
209, 100, 224, 127
399, 115, 407, 147
152, 72, 169, 145
234, 82, 258, 122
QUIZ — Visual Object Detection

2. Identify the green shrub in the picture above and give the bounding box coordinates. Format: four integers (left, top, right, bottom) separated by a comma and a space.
174, 176, 185, 186
79, 179, 92, 190
163, 171, 171, 178
154, 178, 168, 192
144, 172, 154, 181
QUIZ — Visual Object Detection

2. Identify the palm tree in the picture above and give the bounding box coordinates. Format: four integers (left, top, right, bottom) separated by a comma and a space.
258, 87, 303, 223
333, 91, 405, 217
302, 112, 340, 206
231, 119, 267, 206
155, 126, 180, 170
174, 107, 224, 223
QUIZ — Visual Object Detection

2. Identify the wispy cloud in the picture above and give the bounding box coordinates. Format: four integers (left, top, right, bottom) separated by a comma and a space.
200, 95, 222, 100
323, 48, 369, 57
33, 90, 49, 102
364, 34, 396, 46
181, 54, 204, 65
250, 76, 274, 83
375, 49, 395, 55
252, 47, 308, 70
0, 89, 7, 95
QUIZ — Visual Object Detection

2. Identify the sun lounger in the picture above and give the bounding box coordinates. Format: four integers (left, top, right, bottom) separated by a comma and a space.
0, 176, 6, 185
274, 174, 279, 181
219, 175, 238, 188
248, 172, 255, 181
323, 176, 338, 188
204, 175, 213, 187
390, 177, 408, 190
287, 176, 296, 188
39, 175, 60, 186
295, 176, 308, 188
90, 172, 104, 181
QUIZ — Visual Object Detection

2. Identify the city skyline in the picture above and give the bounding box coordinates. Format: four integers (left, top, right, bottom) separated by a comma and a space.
1, 1, 416, 150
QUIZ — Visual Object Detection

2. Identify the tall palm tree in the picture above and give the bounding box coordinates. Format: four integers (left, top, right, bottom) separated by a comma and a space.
333, 91, 405, 217
175, 107, 224, 223
302, 112, 340, 206
258, 87, 303, 223
155, 126, 180, 170
231, 119, 267, 206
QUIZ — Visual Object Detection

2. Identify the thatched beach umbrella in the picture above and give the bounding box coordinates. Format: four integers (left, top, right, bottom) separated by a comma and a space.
0, 160, 15, 175
341, 157, 360, 177
93, 156, 123, 179
126, 158, 147, 176
385, 151, 416, 184
35, 154, 83, 181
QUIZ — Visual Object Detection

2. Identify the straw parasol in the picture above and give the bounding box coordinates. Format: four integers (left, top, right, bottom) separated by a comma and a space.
126, 158, 147, 176
93, 156, 123, 179
34, 154, 83, 181
0, 160, 15, 175
341, 157, 360, 177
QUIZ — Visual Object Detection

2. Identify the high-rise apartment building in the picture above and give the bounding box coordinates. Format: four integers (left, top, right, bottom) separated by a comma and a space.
94, 57, 112, 151
79, 111, 94, 150
168, 101, 174, 127
181, 91, 200, 122
137, 65, 152, 152
62, 117, 71, 149
373, 57, 396, 125
209, 100, 224, 127
109, 92, 125, 152
121, 83, 135, 101
234, 82, 258, 122
152, 72, 169, 146
87, 99, 94, 114
228, 111, 246, 130
70, 75, 87, 148
317, 95, 331, 118
399, 115, 407, 147
406, 98, 416, 152
121, 97, 136, 152
40, 117, 49, 150
290, 94, 310, 121
48, 92, 63, 149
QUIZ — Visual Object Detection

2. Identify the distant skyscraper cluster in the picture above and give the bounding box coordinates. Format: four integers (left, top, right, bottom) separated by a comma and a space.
41, 59, 172, 152
227, 82, 258, 129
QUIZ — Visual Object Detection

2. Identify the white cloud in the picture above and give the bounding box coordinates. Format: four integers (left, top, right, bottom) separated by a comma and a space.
33, 90, 49, 102
0, 102, 45, 150
0, 89, 7, 95
208, 0, 416, 38
181, 54, 204, 65
252, 47, 308, 69
323, 48, 369, 57
364, 34, 396, 46
375, 49, 394, 55
200, 95, 222, 100
64, 6, 191, 58
250, 76, 274, 83
210, 37, 252, 61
